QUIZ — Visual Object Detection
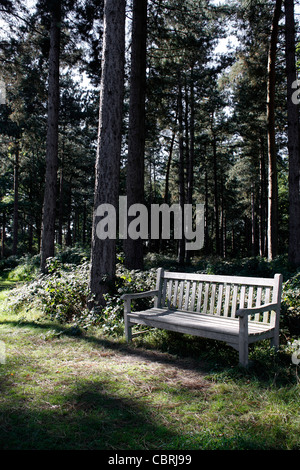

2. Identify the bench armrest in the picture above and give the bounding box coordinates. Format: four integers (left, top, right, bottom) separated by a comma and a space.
121, 290, 159, 301
235, 302, 279, 318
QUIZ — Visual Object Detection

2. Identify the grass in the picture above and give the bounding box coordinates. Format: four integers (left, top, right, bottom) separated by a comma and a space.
0, 273, 300, 450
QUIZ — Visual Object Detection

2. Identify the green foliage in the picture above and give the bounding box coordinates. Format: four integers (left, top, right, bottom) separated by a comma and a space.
5, 252, 300, 343
8, 257, 91, 326
283, 271, 300, 309
99, 264, 157, 337
203, 255, 292, 279
41, 258, 90, 324
6, 254, 157, 336
282, 272, 300, 338
6, 255, 40, 281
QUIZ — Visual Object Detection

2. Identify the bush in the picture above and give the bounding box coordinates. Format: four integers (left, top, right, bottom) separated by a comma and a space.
8, 258, 90, 324
6, 255, 40, 281
282, 271, 300, 338
7, 255, 157, 336
5, 252, 300, 341
99, 264, 157, 336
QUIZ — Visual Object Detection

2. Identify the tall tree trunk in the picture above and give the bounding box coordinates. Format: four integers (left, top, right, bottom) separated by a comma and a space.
40, 0, 61, 272
82, 202, 87, 246
204, 151, 209, 253
187, 67, 195, 207
259, 135, 267, 257
185, 70, 195, 263
89, 0, 126, 306
267, 0, 282, 260
177, 74, 185, 265
124, 0, 147, 270
164, 100, 178, 204
212, 132, 220, 255
1, 211, 5, 259
12, 143, 19, 256
58, 165, 64, 246
285, 0, 300, 267
220, 175, 226, 258
251, 184, 256, 256
164, 129, 176, 204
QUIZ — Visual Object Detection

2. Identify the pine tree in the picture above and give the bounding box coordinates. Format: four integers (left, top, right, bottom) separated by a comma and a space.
89, 0, 126, 307
40, 0, 62, 272
124, 0, 148, 270
285, 0, 300, 267
267, 0, 283, 260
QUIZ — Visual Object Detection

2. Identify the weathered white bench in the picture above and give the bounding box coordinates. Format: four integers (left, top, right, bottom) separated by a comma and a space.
121, 268, 283, 367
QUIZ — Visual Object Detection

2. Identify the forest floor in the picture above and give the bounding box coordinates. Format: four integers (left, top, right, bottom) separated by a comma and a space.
0, 273, 300, 451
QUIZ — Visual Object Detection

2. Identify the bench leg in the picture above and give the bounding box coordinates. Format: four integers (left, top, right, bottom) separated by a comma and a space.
239, 342, 249, 367
124, 298, 132, 342
270, 334, 279, 351
125, 322, 132, 342
239, 315, 249, 367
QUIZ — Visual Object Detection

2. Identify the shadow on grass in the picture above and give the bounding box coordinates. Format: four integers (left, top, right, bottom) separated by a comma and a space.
0, 377, 182, 450
0, 318, 297, 450
0, 317, 211, 375
0, 317, 292, 385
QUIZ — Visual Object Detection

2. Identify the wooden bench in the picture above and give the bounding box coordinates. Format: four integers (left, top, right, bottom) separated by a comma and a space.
121, 268, 283, 367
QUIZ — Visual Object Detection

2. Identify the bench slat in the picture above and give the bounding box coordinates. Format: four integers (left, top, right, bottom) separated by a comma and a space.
224, 284, 231, 317
255, 287, 262, 322
231, 284, 238, 317
263, 287, 271, 323
240, 285, 246, 309
248, 286, 254, 309
216, 284, 223, 316
210, 283, 216, 315
163, 271, 277, 287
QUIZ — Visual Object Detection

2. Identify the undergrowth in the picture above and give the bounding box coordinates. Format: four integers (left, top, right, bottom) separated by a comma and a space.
0, 250, 300, 450
2, 250, 300, 348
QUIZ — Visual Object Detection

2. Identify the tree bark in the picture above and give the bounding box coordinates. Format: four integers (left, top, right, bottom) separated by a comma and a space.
164, 128, 176, 204
259, 135, 267, 257
187, 68, 195, 207
89, 0, 126, 306
212, 132, 220, 255
124, 0, 147, 270
1, 211, 5, 259
186, 70, 195, 263
40, 0, 61, 272
285, 0, 300, 267
177, 73, 185, 265
12, 143, 19, 256
267, 0, 282, 260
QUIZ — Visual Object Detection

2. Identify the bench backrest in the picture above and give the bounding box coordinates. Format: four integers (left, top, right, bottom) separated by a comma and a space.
155, 269, 283, 326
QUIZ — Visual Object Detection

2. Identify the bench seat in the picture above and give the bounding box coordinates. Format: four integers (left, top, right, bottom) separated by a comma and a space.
127, 307, 275, 340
